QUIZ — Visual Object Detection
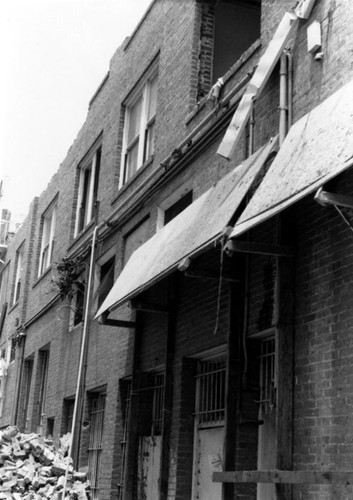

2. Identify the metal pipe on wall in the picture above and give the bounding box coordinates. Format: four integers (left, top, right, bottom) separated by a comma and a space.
279, 53, 288, 146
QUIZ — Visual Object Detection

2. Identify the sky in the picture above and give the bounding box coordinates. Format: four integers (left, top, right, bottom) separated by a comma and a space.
0, 0, 152, 225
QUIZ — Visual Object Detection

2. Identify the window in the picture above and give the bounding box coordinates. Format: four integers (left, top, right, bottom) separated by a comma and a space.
74, 146, 101, 236
164, 191, 193, 225
197, 0, 261, 100
21, 357, 34, 431
38, 203, 57, 276
88, 392, 106, 499
70, 276, 86, 328
97, 256, 115, 308
156, 188, 193, 230
37, 348, 49, 434
192, 354, 226, 500
120, 67, 158, 186
12, 246, 24, 305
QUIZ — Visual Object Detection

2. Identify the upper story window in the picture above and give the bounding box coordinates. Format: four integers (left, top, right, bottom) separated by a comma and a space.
12, 245, 24, 306
74, 146, 101, 237
197, 0, 261, 100
38, 203, 57, 277
156, 188, 193, 231
120, 67, 158, 187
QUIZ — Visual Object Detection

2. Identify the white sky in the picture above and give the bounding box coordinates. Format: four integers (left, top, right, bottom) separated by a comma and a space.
0, 0, 152, 224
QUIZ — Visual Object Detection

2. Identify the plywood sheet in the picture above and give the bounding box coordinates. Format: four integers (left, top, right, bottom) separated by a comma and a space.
96, 137, 278, 317
230, 79, 353, 239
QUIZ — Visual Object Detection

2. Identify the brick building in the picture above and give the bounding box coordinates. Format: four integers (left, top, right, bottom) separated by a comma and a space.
1, 0, 353, 499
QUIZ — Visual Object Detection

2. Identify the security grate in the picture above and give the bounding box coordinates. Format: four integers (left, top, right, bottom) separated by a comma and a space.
151, 373, 164, 436
258, 338, 276, 414
195, 357, 226, 428
88, 393, 106, 499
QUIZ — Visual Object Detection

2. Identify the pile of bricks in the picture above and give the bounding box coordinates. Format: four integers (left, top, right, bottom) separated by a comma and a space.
0, 426, 90, 499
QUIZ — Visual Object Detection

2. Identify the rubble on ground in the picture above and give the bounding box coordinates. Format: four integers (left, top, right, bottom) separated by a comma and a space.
0, 426, 90, 499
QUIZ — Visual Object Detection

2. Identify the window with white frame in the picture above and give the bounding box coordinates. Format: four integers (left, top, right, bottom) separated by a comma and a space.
38, 204, 57, 277
74, 146, 101, 236
120, 67, 158, 186
12, 246, 24, 305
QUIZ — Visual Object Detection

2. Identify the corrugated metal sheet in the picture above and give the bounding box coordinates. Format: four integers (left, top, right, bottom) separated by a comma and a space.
96, 137, 278, 317
230, 79, 353, 239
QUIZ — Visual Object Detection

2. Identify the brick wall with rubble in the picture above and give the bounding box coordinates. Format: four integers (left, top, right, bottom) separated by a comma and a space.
1, 0, 353, 499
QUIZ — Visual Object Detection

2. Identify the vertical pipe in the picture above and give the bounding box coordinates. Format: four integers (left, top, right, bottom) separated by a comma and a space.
279, 53, 288, 146
286, 50, 293, 128
62, 225, 98, 499
248, 105, 255, 157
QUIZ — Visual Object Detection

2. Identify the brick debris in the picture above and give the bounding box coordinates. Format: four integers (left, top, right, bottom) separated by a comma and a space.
0, 426, 90, 499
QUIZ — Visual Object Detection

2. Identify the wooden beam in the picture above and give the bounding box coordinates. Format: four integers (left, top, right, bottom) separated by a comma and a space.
213, 470, 353, 485
274, 223, 295, 500
122, 312, 143, 500
217, 12, 298, 159
295, 0, 317, 19
130, 300, 168, 314
225, 240, 294, 257
159, 276, 177, 500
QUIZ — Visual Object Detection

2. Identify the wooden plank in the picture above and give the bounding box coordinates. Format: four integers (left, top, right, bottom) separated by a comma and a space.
122, 312, 143, 500
213, 470, 353, 484
225, 240, 294, 257
223, 281, 244, 499
274, 219, 295, 500
217, 12, 298, 160
295, 0, 317, 19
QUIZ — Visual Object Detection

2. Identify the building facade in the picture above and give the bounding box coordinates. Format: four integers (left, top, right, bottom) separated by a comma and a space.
1, 0, 353, 499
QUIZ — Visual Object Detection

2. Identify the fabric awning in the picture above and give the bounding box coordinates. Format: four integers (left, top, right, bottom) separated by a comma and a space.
230, 79, 353, 239
96, 137, 278, 318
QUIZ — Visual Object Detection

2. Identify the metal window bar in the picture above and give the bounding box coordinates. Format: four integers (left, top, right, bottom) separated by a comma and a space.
257, 338, 276, 414
151, 373, 164, 436
88, 394, 106, 500
195, 358, 226, 428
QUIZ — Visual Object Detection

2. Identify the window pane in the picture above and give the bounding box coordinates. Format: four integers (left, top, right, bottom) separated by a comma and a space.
125, 140, 139, 181
127, 96, 142, 145
144, 121, 155, 160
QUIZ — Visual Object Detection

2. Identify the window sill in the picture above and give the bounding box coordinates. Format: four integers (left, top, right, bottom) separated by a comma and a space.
68, 220, 95, 252
32, 265, 53, 289
112, 155, 154, 205
8, 302, 19, 315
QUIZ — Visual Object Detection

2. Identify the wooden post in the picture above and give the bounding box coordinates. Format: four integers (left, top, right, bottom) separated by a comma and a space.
223, 279, 243, 500
122, 311, 143, 500
274, 217, 294, 500
159, 275, 177, 500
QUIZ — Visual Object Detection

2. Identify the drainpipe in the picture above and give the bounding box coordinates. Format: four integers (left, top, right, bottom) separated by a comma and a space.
279, 53, 288, 146
248, 105, 255, 157
62, 224, 98, 499
286, 50, 293, 129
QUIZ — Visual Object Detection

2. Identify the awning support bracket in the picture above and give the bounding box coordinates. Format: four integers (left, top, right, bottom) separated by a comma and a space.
224, 240, 294, 257
99, 312, 136, 329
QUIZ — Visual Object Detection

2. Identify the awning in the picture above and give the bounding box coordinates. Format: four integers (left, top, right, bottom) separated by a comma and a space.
230, 79, 353, 239
96, 136, 278, 318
